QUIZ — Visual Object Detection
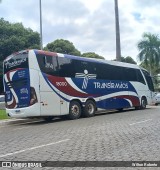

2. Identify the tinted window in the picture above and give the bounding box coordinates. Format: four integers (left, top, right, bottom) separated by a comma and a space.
96, 64, 125, 80
136, 70, 145, 84
124, 68, 137, 81
36, 54, 59, 76
96, 64, 145, 83
96, 63, 108, 79
142, 70, 154, 91
58, 57, 75, 77
73, 60, 97, 75
4, 52, 28, 73
111, 65, 124, 80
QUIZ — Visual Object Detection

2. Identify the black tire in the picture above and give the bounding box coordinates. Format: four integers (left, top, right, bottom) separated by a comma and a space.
155, 103, 158, 106
43, 116, 54, 122
61, 115, 68, 120
68, 101, 81, 120
140, 97, 147, 109
135, 106, 140, 110
117, 108, 123, 112
83, 100, 96, 117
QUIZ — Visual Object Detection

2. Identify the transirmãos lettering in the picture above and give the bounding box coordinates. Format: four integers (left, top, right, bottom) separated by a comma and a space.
94, 82, 128, 89
5, 58, 27, 69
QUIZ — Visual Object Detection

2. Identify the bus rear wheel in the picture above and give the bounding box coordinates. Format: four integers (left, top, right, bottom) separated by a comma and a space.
83, 100, 96, 117
68, 101, 81, 120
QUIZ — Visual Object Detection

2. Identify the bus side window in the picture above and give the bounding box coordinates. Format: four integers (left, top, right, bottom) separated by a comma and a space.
74, 60, 97, 75
142, 70, 154, 91
58, 57, 75, 77
44, 56, 59, 76
96, 64, 123, 80
36, 54, 59, 76
124, 68, 137, 82
111, 65, 124, 81
96, 63, 110, 80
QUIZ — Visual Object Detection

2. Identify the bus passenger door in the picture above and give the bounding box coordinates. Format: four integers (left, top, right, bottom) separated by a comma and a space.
59, 92, 68, 116
39, 73, 61, 116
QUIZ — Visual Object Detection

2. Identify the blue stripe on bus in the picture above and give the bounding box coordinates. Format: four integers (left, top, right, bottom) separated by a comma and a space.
96, 98, 131, 109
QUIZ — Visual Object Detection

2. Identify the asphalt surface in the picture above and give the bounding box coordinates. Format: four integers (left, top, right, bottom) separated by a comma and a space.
0, 106, 160, 170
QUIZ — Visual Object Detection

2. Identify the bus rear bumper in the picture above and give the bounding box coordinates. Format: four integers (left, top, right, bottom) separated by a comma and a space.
6, 104, 40, 118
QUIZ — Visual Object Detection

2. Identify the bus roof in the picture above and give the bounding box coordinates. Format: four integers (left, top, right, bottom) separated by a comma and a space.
34, 49, 139, 69
5, 49, 140, 70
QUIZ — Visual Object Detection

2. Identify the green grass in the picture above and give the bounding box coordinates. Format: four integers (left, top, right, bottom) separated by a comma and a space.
0, 109, 9, 120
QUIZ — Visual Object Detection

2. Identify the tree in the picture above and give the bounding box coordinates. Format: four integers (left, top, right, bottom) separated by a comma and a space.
0, 18, 40, 61
81, 52, 105, 59
140, 61, 160, 75
45, 39, 81, 56
137, 32, 160, 75
0, 18, 40, 94
122, 56, 136, 64
113, 56, 136, 64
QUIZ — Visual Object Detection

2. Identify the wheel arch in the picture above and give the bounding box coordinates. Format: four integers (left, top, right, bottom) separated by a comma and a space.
86, 97, 96, 102
69, 97, 97, 110
70, 98, 83, 107
141, 95, 148, 105
85, 98, 97, 110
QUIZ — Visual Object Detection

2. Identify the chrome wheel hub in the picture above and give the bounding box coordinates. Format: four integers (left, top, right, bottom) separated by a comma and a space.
71, 105, 79, 116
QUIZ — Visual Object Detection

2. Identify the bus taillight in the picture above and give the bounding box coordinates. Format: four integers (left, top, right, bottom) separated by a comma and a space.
30, 87, 38, 106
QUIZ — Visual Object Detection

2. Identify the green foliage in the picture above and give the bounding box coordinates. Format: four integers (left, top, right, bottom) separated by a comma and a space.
121, 56, 136, 64
137, 32, 160, 75
0, 18, 40, 94
153, 74, 160, 91
45, 39, 81, 56
81, 52, 105, 59
114, 56, 136, 64
0, 110, 9, 120
140, 61, 160, 75
0, 18, 40, 63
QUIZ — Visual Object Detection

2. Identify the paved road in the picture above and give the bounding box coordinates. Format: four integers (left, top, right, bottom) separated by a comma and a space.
0, 106, 160, 170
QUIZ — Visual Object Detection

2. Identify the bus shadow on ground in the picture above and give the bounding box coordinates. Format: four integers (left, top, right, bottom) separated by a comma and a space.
16, 107, 152, 126
95, 107, 151, 116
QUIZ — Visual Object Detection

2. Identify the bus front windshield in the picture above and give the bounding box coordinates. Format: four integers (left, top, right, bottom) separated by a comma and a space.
142, 70, 154, 92
3, 51, 31, 109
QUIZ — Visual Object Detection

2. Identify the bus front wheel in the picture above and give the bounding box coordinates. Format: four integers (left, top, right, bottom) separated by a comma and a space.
140, 97, 147, 109
68, 101, 81, 120
83, 100, 96, 117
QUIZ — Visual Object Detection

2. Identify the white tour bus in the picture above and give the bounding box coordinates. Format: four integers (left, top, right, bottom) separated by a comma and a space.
3, 49, 155, 121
